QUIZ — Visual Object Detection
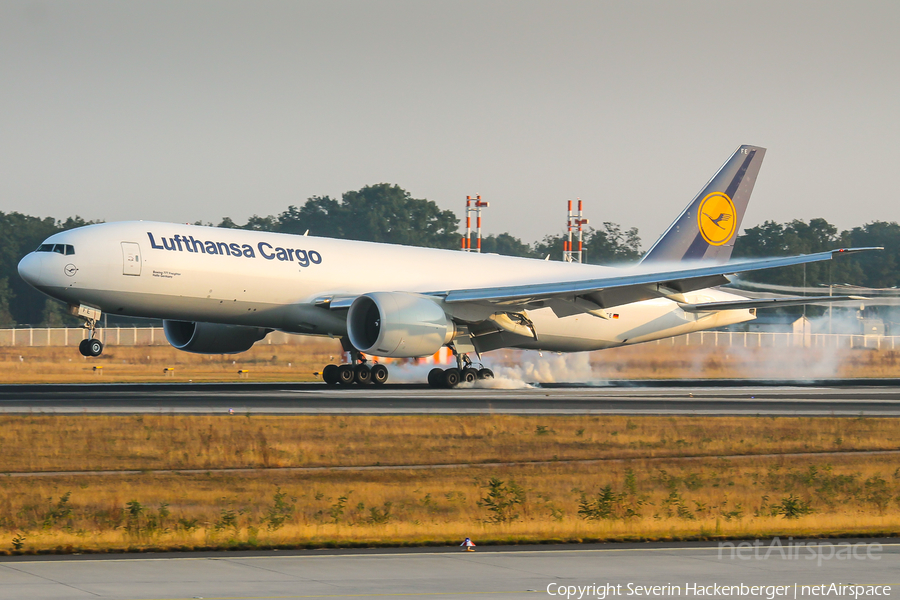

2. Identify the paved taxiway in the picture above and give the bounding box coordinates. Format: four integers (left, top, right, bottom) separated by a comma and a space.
1, 541, 896, 600
2, 381, 900, 415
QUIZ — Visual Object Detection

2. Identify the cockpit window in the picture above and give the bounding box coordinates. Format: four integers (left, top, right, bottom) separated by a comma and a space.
34, 243, 75, 255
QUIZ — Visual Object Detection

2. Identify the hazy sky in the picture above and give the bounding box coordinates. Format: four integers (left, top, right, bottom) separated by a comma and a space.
2, 1, 898, 247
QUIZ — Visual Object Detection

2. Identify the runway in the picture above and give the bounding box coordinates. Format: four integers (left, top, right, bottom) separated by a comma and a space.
2, 380, 900, 415
1, 540, 896, 600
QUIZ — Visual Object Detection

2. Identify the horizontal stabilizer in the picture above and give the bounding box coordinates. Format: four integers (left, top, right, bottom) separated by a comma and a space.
678, 295, 867, 313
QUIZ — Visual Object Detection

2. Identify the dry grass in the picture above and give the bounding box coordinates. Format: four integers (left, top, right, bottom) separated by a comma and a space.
1, 414, 899, 473
585, 343, 900, 380
2, 340, 900, 383
0, 338, 343, 383
0, 415, 899, 553
2, 337, 900, 552
3, 453, 900, 554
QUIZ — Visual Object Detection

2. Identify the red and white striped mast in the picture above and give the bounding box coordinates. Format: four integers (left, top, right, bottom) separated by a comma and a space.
462, 195, 489, 252
574, 198, 589, 263
462, 196, 473, 251
474, 195, 488, 253
564, 198, 588, 262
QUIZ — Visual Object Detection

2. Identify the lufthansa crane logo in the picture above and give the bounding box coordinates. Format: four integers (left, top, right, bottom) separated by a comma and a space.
698, 192, 737, 246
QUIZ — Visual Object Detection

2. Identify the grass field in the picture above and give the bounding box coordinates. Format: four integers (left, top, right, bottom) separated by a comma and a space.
2, 415, 900, 554
2, 339, 900, 383
2, 414, 900, 473
2, 341, 899, 553
0, 340, 342, 383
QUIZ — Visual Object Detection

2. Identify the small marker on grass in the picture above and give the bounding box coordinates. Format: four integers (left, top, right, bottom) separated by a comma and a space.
460, 537, 476, 551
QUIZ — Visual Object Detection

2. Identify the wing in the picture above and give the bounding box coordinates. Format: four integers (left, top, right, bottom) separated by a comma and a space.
442, 248, 880, 312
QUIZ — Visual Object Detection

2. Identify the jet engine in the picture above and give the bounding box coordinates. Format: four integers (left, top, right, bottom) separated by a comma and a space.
347, 292, 455, 358
163, 320, 271, 354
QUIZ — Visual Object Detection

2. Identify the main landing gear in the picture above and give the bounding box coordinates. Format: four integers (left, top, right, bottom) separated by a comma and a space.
427, 352, 493, 389
321, 346, 388, 386
73, 304, 104, 357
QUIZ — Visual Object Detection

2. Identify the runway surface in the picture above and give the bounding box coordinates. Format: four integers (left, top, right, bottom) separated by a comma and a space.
2, 380, 900, 415
1, 540, 896, 600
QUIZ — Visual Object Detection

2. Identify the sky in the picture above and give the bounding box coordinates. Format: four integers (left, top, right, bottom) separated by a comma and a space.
1, 0, 898, 248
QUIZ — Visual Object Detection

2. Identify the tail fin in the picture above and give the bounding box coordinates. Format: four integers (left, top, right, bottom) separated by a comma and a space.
640, 145, 765, 264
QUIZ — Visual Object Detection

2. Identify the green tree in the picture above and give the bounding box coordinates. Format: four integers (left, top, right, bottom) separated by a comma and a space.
478, 478, 526, 523
244, 214, 278, 232
41, 299, 79, 327
774, 495, 814, 519
219, 184, 460, 249
338, 184, 458, 248
216, 216, 241, 229
578, 485, 618, 520
277, 196, 342, 237
0, 212, 94, 326
840, 221, 900, 288
264, 487, 296, 531
585, 222, 642, 263
733, 218, 861, 287
0, 278, 15, 327
531, 233, 564, 260
478, 232, 535, 258
533, 223, 642, 264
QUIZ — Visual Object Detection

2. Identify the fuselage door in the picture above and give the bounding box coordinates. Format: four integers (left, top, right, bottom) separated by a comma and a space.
122, 242, 142, 276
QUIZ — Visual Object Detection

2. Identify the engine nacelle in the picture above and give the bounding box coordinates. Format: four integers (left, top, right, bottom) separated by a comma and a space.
347, 292, 455, 358
163, 320, 271, 354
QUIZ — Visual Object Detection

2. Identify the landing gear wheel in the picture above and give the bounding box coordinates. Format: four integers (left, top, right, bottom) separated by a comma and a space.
477, 368, 494, 380
462, 368, 478, 384
322, 364, 339, 385
443, 368, 461, 388
78, 339, 92, 357
371, 364, 389, 385
427, 368, 444, 388
337, 364, 356, 385
354, 364, 372, 385
87, 339, 103, 357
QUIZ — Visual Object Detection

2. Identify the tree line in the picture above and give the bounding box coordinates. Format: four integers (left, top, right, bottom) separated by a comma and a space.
210, 183, 643, 264
1, 183, 897, 326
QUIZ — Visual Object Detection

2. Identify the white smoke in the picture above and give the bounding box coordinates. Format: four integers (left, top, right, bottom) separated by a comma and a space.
382, 351, 609, 388
385, 314, 883, 386
465, 373, 533, 390
379, 361, 439, 384
478, 350, 608, 387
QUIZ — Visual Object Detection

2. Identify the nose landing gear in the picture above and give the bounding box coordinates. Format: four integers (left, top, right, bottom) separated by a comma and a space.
72, 304, 104, 357
79, 337, 103, 358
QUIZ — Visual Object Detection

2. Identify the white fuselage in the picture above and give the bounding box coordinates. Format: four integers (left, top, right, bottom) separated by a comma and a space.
18, 221, 754, 353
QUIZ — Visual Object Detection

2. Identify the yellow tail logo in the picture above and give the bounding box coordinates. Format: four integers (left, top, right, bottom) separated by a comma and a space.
698, 192, 736, 246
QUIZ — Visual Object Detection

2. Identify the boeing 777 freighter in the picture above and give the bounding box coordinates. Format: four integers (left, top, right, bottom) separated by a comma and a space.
17, 146, 875, 387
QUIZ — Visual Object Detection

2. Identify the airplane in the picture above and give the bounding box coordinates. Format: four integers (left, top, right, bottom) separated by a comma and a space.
17, 145, 877, 387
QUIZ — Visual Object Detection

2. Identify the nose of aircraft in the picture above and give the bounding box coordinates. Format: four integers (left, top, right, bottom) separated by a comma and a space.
17, 252, 43, 288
